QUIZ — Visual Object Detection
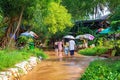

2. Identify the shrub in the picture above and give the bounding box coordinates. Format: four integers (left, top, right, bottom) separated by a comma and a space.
96, 47, 108, 55
78, 48, 97, 56
29, 48, 49, 59
78, 47, 109, 56
114, 40, 120, 56
80, 59, 120, 80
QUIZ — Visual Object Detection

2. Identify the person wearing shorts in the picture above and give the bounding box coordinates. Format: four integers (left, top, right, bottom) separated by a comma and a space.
69, 39, 75, 57
63, 42, 69, 56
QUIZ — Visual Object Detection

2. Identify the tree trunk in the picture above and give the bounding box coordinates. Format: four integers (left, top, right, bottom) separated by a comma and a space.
0, 18, 14, 49
0, 8, 24, 49
7, 8, 24, 48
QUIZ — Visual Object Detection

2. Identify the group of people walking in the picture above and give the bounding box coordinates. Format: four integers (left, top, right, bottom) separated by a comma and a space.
54, 39, 76, 57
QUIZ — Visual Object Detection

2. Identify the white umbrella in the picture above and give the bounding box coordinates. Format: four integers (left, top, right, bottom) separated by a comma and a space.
75, 35, 85, 39
75, 34, 94, 40
63, 35, 75, 39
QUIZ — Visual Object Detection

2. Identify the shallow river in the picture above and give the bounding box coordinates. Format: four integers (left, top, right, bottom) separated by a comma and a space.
20, 51, 95, 80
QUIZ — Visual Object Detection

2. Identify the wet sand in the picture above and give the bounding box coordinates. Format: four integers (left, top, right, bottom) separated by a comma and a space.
20, 51, 95, 80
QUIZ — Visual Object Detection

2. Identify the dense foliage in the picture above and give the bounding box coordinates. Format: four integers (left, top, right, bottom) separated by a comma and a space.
0, 0, 73, 48
44, 2, 72, 34
61, 0, 120, 20
0, 0, 119, 48
80, 59, 120, 80
109, 5, 120, 32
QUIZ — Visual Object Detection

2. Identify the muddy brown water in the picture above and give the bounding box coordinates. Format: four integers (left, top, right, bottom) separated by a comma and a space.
20, 51, 96, 80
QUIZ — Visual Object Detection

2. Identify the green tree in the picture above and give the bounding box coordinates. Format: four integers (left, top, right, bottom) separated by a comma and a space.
30, 0, 61, 44
110, 5, 120, 21
107, 0, 120, 12
0, 0, 72, 48
61, 0, 107, 20
32, 1, 72, 45
61, 0, 120, 20
44, 2, 73, 34
0, 0, 38, 48
109, 5, 120, 31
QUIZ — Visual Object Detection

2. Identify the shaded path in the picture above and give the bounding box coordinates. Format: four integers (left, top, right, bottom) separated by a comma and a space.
20, 51, 96, 80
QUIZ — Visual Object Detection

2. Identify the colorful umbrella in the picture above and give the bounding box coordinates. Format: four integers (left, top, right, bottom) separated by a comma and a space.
84, 34, 95, 40
99, 27, 112, 34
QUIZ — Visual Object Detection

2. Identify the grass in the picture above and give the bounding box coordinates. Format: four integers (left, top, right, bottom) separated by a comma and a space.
78, 47, 109, 56
0, 48, 48, 71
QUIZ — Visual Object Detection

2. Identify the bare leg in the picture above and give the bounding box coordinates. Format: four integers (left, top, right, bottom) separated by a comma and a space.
55, 49, 58, 56
59, 50, 63, 58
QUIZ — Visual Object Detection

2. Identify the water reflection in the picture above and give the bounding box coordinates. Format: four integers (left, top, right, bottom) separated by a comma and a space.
59, 57, 63, 62
20, 51, 96, 80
